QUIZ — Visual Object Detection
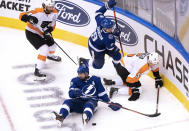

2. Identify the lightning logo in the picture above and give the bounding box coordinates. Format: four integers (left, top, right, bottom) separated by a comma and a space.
82, 82, 96, 97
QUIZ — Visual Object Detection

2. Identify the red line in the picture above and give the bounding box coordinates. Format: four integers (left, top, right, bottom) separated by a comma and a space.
0, 96, 16, 131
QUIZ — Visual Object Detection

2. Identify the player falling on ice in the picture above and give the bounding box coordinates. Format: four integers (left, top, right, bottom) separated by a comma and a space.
19, 0, 61, 80
52, 65, 121, 126
79, 0, 121, 70
103, 52, 163, 101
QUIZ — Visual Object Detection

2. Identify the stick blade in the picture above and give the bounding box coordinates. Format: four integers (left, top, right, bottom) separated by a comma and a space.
147, 113, 161, 117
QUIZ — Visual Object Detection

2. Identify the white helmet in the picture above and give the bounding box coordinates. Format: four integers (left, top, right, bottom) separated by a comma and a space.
148, 52, 159, 65
42, 0, 55, 7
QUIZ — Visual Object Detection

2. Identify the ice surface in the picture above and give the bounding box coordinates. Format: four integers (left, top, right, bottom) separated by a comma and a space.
0, 27, 188, 131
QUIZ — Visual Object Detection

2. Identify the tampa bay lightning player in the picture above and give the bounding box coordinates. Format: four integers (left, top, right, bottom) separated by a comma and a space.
79, 0, 121, 69
52, 65, 121, 126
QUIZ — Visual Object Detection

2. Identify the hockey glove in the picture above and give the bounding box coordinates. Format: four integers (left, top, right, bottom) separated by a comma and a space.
105, 0, 116, 9
44, 32, 53, 42
155, 77, 163, 88
108, 102, 122, 111
112, 26, 121, 37
28, 15, 38, 24
73, 90, 82, 98
128, 88, 140, 101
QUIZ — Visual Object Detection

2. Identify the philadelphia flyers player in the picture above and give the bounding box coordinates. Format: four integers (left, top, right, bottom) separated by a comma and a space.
52, 65, 121, 126
104, 52, 163, 101
19, 0, 61, 80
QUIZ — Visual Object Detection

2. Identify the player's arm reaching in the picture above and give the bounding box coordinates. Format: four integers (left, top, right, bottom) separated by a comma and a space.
95, 77, 121, 111
152, 67, 163, 88
19, 9, 39, 25
68, 78, 82, 98
43, 11, 58, 42
95, 0, 116, 26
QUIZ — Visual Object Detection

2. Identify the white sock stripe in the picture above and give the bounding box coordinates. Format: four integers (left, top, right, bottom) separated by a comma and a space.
98, 91, 107, 97
113, 60, 120, 64
61, 104, 70, 113
69, 88, 80, 91
84, 107, 93, 116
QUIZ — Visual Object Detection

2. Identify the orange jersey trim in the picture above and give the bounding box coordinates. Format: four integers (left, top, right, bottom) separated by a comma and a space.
152, 67, 159, 72
126, 63, 149, 83
19, 12, 27, 20
27, 23, 43, 35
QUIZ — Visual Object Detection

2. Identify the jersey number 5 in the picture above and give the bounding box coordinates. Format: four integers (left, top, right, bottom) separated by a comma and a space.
91, 31, 98, 42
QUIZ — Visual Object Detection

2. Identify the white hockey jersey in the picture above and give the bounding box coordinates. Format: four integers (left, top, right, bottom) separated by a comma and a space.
120, 53, 159, 84
19, 8, 58, 37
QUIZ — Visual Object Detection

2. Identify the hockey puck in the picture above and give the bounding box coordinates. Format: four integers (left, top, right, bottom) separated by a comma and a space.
92, 123, 96, 126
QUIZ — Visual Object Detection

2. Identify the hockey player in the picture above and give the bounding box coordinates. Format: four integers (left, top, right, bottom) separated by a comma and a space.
19, 0, 61, 80
104, 52, 163, 101
79, 0, 121, 70
52, 65, 121, 126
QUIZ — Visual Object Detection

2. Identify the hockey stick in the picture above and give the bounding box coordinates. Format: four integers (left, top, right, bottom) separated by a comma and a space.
155, 86, 160, 114
77, 97, 160, 117
112, 7, 125, 57
35, 24, 77, 66
54, 41, 77, 65
98, 99, 160, 117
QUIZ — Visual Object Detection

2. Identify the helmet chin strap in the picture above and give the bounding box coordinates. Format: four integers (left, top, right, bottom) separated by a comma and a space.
102, 28, 111, 33
44, 7, 51, 14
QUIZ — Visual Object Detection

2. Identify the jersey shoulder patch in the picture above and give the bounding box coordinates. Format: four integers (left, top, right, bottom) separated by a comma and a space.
108, 34, 114, 40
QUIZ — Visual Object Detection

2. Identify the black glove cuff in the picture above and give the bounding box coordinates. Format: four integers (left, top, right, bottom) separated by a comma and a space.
153, 71, 161, 78
45, 27, 53, 34
21, 14, 29, 22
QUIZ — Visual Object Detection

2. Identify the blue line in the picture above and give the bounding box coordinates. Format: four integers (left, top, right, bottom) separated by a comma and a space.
83, 0, 189, 63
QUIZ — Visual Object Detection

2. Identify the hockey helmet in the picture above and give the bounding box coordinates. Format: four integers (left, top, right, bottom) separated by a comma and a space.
77, 65, 89, 74
101, 18, 114, 29
148, 52, 159, 65
42, 0, 55, 7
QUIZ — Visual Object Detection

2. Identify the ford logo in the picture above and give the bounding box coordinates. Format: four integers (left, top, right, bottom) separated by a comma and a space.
55, 0, 90, 27
106, 16, 138, 46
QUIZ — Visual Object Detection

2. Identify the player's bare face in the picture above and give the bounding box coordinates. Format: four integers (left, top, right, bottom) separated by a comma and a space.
104, 28, 113, 33
45, 6, 54, 14
78, 73, 85, 80
78, 73, 89, 80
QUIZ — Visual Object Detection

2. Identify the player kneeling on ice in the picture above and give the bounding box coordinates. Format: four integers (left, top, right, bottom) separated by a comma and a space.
103, 52, 163, 101
79, 0, 121, 70
19, 0, 61, 81
52, 65, 121, 126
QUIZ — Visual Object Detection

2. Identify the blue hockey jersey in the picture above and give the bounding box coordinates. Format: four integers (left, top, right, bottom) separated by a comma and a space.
89, 5, 116, 52
69, 76, 110, 103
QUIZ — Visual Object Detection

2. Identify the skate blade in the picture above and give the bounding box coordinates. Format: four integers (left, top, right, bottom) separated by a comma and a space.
50, 112, 63, 127
82, 113, 88, 126
57, 120, 63, 127
50, 111, 57, 120
34, 76, 46, 81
